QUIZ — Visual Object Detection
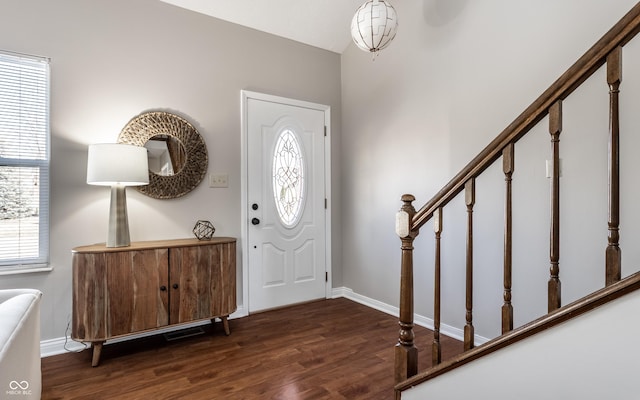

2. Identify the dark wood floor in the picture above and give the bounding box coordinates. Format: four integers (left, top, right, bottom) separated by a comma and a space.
42, 298, 462, 399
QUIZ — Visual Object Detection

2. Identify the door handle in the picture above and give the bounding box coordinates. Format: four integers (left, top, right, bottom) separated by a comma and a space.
251, 217, 260, 225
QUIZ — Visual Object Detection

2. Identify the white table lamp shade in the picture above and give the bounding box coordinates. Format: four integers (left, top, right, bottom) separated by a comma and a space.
86, 143, 149, 247
87, 143, 149, 186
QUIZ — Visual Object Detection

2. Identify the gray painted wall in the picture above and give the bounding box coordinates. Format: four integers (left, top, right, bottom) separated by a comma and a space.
0, 0, 342, 341
3, 0, 640, 349
341, 0, 640, 340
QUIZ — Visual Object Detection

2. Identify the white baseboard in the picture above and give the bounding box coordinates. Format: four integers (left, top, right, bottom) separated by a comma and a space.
41, 305, 247, 358
42, 290, 488, 357
40, 336, 86, 357
332, 286, 489, 345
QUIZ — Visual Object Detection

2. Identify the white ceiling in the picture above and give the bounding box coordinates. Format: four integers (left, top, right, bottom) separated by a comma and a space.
159, 0, 365, 54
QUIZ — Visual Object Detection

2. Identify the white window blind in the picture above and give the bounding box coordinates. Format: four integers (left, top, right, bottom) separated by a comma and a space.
0, 51, 50, 272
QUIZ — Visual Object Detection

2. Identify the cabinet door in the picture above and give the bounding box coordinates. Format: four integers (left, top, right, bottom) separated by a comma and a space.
72, 253, 108, 341
106, 249, 169, 337
213, 241, 237, 317
169, 243, 236, 324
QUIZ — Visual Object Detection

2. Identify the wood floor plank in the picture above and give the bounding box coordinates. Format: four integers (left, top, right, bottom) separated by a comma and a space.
42, 298, 462, 399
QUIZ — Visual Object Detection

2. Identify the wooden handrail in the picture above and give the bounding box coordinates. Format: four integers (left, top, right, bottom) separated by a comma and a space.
395, 270, 640, 393
411, 2, 640, 231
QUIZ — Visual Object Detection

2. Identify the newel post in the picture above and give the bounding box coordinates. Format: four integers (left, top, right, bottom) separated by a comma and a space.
394, 194, 419, 384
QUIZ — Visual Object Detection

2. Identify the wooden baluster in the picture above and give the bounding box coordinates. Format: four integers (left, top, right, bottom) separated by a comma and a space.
395, 194, 418, 384
432, 207, 442, 366
548, 100, 562, 312
502, 143, 514, 333
464, 180, 475, 351
606, 46, 622, 286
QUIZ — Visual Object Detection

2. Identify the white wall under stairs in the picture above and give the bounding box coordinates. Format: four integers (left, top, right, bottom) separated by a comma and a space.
402, 289, 640, 399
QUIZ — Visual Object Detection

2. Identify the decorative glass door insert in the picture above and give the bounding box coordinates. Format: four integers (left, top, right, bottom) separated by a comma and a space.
272, 129, 305, 227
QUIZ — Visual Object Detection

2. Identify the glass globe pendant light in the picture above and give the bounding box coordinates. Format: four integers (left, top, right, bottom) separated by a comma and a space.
350, 0, 398, 57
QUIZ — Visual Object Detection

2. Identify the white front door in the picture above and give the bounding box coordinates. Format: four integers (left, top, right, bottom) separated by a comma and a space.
242, 91, 330, 313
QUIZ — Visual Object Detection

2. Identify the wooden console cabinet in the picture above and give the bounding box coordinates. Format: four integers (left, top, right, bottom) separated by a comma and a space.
72, 237, 236, 366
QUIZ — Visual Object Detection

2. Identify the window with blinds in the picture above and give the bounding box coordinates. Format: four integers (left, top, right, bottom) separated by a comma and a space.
0, 51, 50, 273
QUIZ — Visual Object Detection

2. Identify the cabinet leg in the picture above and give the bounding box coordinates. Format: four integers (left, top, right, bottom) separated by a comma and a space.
222, 316, 230, 336
91, 341, 104, 367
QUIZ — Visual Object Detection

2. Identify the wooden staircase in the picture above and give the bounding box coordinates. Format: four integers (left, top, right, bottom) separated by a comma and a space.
393, 2, 640, 398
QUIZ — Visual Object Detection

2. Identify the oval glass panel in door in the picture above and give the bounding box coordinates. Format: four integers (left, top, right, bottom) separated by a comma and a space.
272, 128, 305, 227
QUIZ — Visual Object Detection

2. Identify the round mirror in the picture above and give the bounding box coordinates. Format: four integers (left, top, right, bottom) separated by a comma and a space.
144, 135, 186, 176
117, 111, 208, 199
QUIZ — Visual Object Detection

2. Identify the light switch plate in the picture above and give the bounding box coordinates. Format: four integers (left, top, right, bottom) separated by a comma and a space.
209, 173, 229, 188
545, 159, 562, 178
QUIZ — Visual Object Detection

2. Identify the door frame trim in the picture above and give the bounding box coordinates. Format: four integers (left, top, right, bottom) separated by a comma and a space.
240, 90, 332, 314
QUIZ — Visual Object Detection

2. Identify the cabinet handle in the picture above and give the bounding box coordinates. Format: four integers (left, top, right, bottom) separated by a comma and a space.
160, 285, 167, 291
172, 283, 179, 290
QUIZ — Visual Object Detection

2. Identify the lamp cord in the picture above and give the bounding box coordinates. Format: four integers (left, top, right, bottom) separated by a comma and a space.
64, 318, 89, 353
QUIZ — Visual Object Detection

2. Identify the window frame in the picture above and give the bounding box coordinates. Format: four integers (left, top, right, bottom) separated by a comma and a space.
0, 50, 51, 275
